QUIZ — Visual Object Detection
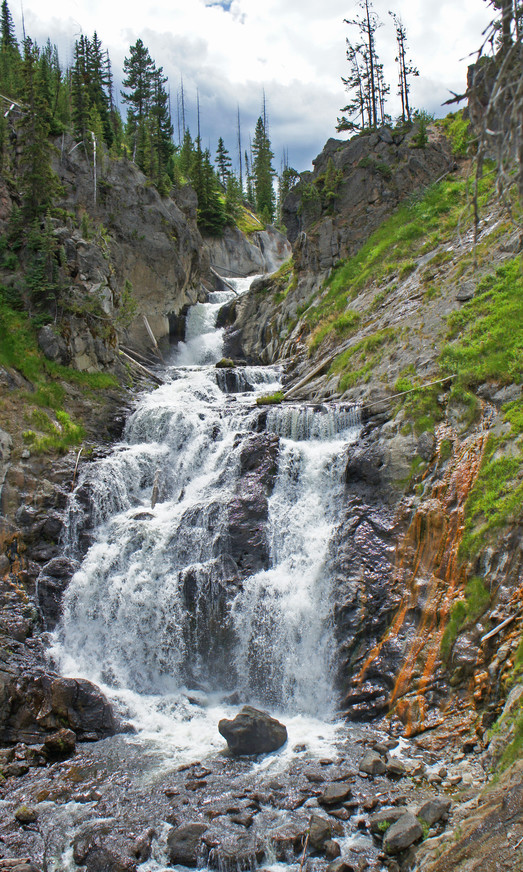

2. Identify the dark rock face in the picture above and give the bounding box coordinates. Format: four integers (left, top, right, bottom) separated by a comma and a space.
226, 433, 279, 578
0, 674, 117, 744
218, 706, 288, 755
167, 823, 208, 867
36, 556, 80, 630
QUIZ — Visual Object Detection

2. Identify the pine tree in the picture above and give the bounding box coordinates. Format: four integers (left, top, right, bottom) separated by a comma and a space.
150, 65, 174, 187
215, 136, 232, 186
252, 115, 275, 223
389, 13, 418, 123
225, 172, 242, 224
340, 1, 387, 131
18, 38, 61, 222
0, 0, 20, 97
121, 38, 155, 160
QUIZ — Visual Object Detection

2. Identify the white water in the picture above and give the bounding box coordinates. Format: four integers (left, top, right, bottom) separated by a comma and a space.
51, 275, 360, 764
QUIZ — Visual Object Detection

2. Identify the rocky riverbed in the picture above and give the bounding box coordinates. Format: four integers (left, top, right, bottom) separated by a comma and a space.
0, 702, 493, 872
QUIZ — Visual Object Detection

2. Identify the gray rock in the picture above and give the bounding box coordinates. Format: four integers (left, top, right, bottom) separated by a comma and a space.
369, 807, 408, 835
359, 751, 386, 776
456, 280, 476, 301
14, 805, 38, 824
167, 823, 208, 867
308, 814, 333, 851
324, 840, 342, 860
417, 431, 436, 461
382, 812, 423, 854
386, 757, 407, 778
417, 798, 451, 826
218, 706, 287, 755
319, 783, 353, 806
132, 827, 156, 862
37, 325, 68, 363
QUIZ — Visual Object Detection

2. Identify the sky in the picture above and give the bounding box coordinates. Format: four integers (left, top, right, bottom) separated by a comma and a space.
11, 0, 493, 173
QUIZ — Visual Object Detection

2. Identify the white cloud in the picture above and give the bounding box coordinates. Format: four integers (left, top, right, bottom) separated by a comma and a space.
12, 0, 493, 171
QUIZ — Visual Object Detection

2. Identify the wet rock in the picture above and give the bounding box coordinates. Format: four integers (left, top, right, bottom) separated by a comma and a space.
14, 806, 38, 824
36, 557, 79, 630
42, 727, 77, 760
417, 798, 451, 826
308, 814, 340, 851
369, 807, 408, 835
229, 811, 255, 828
0, 673, 117, 745
82, 847, 137, 872
359, 751, 386, 776
206, 832, 265, 870
269, 823, 307, 859
325, 840, 342, 859
218, 706, 287, 755
382, 812, 423, 854
319, 783, 353, 806
386, 758, 406, 778
326, 860, 360, 872
0, 861, 40, 872
227, 434, 279, 577
167, 823, 208, 867
132, 827, 156, 862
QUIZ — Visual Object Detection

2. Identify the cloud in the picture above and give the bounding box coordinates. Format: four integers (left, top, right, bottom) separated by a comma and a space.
12, 0, 493, 172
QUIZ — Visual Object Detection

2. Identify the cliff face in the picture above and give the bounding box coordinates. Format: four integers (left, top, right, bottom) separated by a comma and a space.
227, 124, 454, 364
53, 136, 207, 354
221, 118, 523, 743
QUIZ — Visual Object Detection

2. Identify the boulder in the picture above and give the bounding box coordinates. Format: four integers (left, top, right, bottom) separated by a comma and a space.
319, 783, 353, 806
369, 807, 408, 835
382, 812, 423, 854
218, 706, 287, 755
43, 727, 77, 759
308, 814, 333, 851
167, 823, 208, 867
14, 806, 38, 824
417, 798, 451, 827
359, 751, 386, 776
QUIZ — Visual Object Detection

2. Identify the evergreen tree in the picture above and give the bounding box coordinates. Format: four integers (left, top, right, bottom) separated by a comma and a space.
339, 1, 387, 132
18, 38, 61, 222
121, 38, 155, 159
150, 65, 174, 188
389, 13, 418, 123
0, 0, 20, 97
224, 172, 242, 224
190, 137, 226, 235
215, 136, 232, 186
252, 115, 275, 223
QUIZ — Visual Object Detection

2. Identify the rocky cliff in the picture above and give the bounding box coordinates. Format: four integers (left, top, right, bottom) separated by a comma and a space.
222, 116, 523, 750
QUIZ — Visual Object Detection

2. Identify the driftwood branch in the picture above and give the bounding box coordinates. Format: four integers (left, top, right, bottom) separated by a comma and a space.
119, 349, 164, 385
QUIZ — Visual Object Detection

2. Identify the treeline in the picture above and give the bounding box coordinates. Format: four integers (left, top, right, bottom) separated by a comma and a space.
337, 0, 523, 136
337, 0, 419, 134
0, 0, 294, 235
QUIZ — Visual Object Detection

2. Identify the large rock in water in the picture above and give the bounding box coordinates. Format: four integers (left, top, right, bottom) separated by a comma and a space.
218, 706, 287, 755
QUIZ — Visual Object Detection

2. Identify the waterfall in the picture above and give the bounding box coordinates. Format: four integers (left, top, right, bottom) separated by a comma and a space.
52, 274, 360, 747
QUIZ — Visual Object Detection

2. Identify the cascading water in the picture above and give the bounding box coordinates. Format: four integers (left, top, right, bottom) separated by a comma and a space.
51, 274, 361, 761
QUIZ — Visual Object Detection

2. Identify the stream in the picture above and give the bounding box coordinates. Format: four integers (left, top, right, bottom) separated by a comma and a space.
0, 276, 455, 872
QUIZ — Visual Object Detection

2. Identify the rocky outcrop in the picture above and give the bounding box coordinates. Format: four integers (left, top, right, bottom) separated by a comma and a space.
205, 225, 291, 277
54, 135, 206, 352
226, 432, 279, 577
226, 125, 454, 365
0, 672, 117, 744
218, 706, 288, 755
